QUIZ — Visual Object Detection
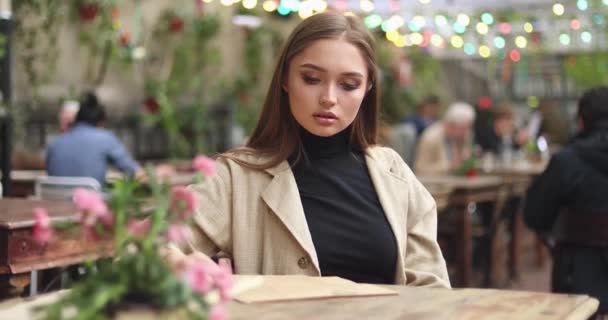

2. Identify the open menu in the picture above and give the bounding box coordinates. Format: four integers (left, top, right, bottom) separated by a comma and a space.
232, 275, 398, 304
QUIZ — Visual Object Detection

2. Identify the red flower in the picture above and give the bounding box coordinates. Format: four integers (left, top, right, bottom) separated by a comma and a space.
33, 208, 54, 244
143, 97, 160, 114
466, 168, 478, 178
119, 31, 131, 46
169, 17, 184, 33
79, 3, 100, 22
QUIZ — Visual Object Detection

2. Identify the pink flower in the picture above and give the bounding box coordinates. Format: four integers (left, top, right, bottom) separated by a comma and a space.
72, 188, 113, 227
127, 219, 152, 237
170, 186, 197, 219
214, 259, 233, 302
183, 262, 214, 294
209, 304, 226, 320
33, 208, 53, 244
166, 224, 191, 244
192, 155, 216, 177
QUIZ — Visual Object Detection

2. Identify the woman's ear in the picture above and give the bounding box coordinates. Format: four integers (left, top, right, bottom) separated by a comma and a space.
367, 82, 373, 92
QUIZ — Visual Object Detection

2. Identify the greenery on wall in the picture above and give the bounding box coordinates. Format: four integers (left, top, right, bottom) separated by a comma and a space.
564, 52, 608, 90
377, 42, 441, 124
13, 0, 67, 103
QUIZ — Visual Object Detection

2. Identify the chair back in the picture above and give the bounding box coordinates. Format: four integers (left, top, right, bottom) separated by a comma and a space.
388, 123, 418, 166
35, 176, 102, 201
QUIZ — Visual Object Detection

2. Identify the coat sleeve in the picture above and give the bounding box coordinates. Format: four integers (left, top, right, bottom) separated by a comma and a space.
181, 157, 234, 257
393, 150, 451, 288
524, 151, 580, 234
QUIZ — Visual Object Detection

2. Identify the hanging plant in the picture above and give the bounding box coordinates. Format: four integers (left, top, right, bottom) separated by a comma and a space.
69, 0, 126, 86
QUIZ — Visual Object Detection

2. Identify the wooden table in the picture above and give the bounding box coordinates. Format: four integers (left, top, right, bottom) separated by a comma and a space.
0, 283, 599, 320
0, 198, 109, 298
420, 175, 505, 287
229, 286, 599, 320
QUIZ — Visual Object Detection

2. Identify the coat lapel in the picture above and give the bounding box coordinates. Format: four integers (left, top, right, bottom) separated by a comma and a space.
261, 161, 320, 274
365, 149, 408, 284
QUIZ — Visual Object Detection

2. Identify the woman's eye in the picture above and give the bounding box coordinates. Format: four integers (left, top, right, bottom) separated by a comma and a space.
341, 82, 360, 91
303, 76, 320, 84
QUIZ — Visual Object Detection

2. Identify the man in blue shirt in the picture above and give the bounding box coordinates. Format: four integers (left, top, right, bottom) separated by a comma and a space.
46, 93, 143, 185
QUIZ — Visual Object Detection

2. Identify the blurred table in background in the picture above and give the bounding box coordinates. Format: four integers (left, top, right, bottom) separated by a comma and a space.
420, 175, 505, 287
0, 198, 110, 298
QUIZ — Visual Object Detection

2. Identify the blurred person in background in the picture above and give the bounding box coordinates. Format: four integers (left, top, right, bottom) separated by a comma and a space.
528, 98, 571, 148
415, 102, 476, 176
525, 86, 608, 315
402, 94, 441, 136
477, 103, 530, 160
58, 100, 80, 133
46, 92, 145, 185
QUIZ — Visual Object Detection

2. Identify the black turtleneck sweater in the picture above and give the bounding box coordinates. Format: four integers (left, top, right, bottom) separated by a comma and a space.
289, 128, 397, 284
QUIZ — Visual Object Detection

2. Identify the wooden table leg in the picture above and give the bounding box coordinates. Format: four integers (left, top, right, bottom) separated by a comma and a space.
510, 208, 523, 279
457, 203, 473, 287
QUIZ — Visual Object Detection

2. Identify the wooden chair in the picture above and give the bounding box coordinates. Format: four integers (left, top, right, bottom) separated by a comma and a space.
35, 176, 102, 201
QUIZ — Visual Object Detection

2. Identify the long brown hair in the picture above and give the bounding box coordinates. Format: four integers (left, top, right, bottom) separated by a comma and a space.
222, 13, 380, 170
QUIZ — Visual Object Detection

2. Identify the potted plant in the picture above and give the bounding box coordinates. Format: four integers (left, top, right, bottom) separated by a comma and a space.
32, 155, 232, 320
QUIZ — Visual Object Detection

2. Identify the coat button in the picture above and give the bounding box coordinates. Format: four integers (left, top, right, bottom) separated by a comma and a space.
297, 256, 310, 269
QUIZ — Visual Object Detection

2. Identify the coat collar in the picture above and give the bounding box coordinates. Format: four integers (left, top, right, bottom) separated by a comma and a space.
259, 147, 408, 282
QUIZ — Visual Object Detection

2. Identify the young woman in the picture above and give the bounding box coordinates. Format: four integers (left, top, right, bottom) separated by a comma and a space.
172, 13, 450, 288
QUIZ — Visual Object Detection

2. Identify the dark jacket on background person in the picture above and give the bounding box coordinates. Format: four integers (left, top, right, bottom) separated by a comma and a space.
524, 128, 608, 313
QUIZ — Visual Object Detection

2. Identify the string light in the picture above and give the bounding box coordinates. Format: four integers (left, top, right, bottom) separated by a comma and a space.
242, 0, 257, 9
524, 22, 533, 33
559, 33, 571, 45
570, 19, 581, 30
385, 30, 399, 42
434, 15, 448, 26
515, 36, 527, 48
494, 36, 506, 49
553, 3, 565, 16
360, 0, 374, 13
479, 45, 491, 58
481, 13, 494, 25
509, 49, 521, 62
457, 13, 470, 26
499, 22, 512, 34
262, 0, 278, 11
581, 31, 592, 43
430, 34, 443, 47
476, 22, 489, 35
412, 15, 426, 27
464, 43, 475, 55
410, 32, 424, 45
450, 35, 464, 48
577, 0, 588, 11
364, 14, 382, 29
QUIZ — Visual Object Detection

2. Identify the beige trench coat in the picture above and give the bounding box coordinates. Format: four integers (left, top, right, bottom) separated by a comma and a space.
183, 146, 450, 288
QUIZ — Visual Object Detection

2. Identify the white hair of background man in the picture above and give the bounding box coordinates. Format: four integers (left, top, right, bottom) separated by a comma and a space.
443, 102, 476, 124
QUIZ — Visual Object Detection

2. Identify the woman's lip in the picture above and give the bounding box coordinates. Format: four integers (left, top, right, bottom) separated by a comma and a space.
313, 112, 338, 119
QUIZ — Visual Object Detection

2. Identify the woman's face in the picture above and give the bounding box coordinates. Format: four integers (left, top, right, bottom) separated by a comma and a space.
284, 38, 369, 137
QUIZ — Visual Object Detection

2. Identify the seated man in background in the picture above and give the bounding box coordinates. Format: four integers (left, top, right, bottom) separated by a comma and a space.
525, 86, 608, 314
414, 102, 476, 176
46, 92, 144, 185
402, 94, 441, 136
